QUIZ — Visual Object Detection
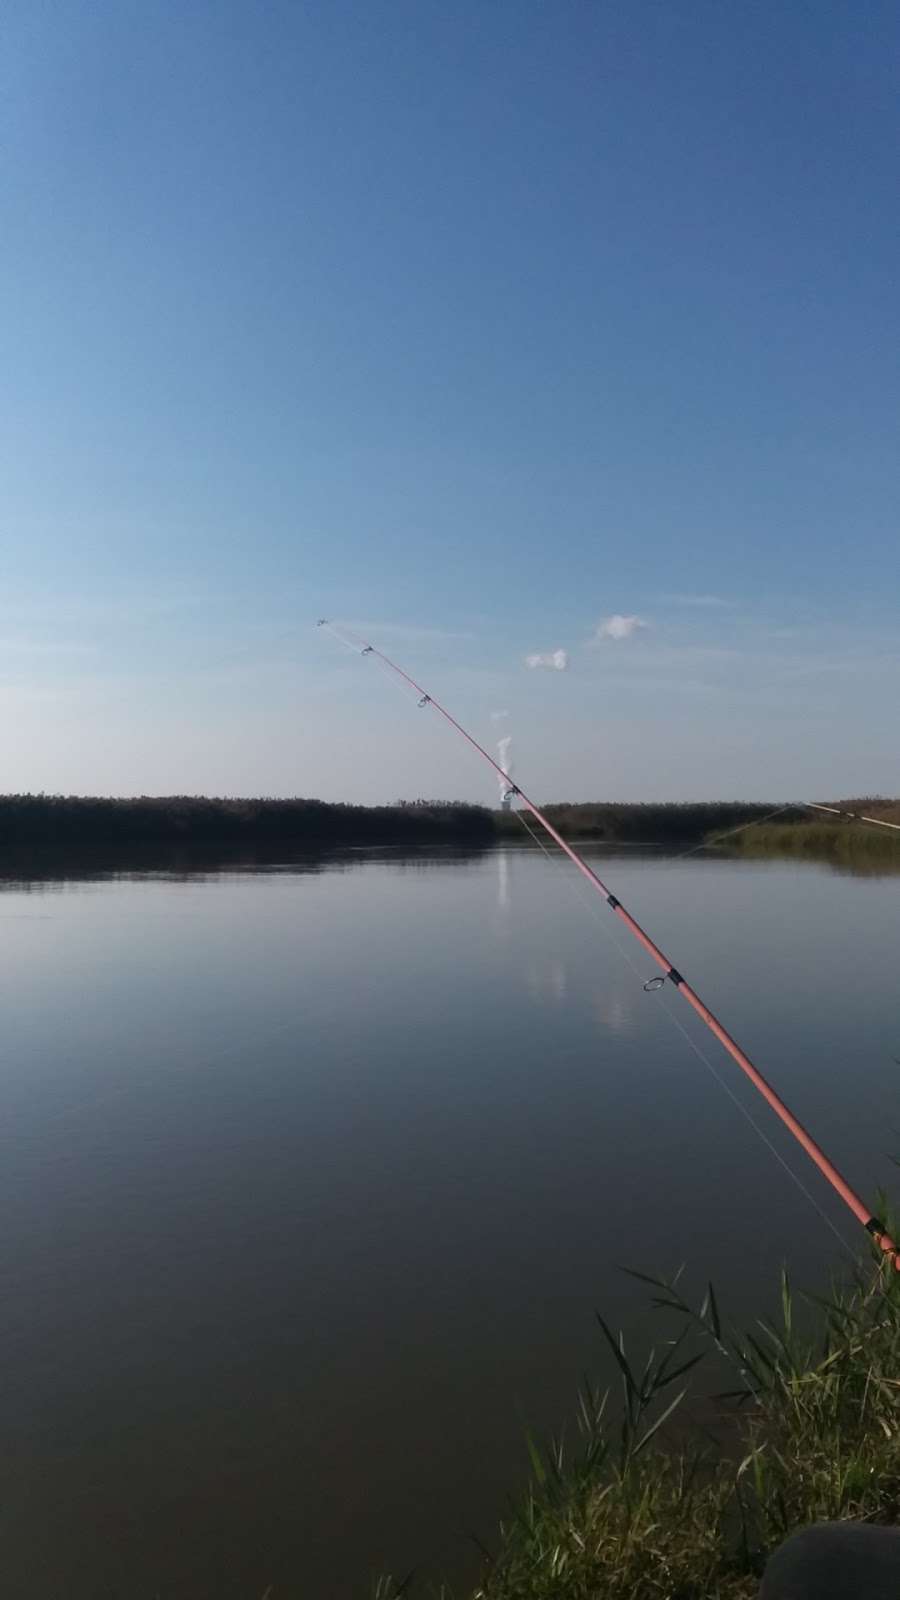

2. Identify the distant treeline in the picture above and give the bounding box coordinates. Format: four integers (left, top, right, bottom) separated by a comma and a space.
0, 795, 496, 855
0, 794, 784, 858
3, 795, 897, 862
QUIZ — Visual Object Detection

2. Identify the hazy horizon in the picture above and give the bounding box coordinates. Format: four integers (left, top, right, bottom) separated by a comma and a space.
1, 785, 893, 802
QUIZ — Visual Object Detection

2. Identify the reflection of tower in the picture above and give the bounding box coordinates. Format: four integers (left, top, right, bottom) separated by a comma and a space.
497, 848, 509, 911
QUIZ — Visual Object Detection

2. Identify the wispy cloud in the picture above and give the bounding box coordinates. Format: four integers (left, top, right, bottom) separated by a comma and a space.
658, 593, 736, 609
0, 588, 213, 629
490, 708, 509, 721
525, 649, 569, 671
594, 614, 650, 642
345, 620, 474, 644
0, 636, 97, 658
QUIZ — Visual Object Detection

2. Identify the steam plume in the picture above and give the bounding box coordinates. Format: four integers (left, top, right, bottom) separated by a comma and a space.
496, 734, 513, 797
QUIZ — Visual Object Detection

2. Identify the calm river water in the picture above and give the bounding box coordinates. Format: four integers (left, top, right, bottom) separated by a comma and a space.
0, 844, 898, 1597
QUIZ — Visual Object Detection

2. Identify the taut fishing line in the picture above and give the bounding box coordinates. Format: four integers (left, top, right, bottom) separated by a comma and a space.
512, 806, 857, 1263
319, 619, 899, 1267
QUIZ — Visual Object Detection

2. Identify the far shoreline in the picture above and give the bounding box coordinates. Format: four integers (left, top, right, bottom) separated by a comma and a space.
0, 794, 897, 871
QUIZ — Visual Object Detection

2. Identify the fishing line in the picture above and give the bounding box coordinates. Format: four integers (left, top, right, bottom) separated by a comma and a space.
662, 798, 900, 868
652, 988, 859, 1264
699, 800, 900, 857
514, 807, 650, 989
513, 806, 858, 1262
671, 805, 800, 863
320, 619, 899, 1268
323, 620, 426, 711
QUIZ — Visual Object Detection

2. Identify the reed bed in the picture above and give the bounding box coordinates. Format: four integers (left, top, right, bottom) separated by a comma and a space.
377, 1235, 900, 1598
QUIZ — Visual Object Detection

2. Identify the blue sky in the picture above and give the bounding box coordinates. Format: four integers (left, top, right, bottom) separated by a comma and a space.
3, 0, 898, 802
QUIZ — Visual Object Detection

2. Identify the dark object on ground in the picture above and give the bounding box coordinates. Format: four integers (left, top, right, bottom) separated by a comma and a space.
760, 1522, 900, 1598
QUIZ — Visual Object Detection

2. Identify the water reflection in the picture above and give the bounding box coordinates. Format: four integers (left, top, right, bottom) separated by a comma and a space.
701, 843, 900, 879
496, 847, 510, 911
593, 990, 632, 1037
0, 845, 897, 1598
1, 833, 899, 892
0, 841, 492, 892
526, 956, 568, 1005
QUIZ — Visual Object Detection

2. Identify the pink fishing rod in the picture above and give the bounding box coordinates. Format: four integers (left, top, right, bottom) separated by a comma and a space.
319, 621, 899, 1267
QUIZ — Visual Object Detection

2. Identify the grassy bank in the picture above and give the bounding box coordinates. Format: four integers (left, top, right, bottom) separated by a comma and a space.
381, 1244, 900, 1599
726, 810, 900, 864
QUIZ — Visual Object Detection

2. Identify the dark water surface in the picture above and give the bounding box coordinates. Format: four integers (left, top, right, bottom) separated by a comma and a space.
1, 845, 898, 1597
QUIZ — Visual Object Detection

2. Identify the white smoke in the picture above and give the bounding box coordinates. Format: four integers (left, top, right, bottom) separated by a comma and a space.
490, 708, 510, 721
496, 734, 514, 799
595, 614, 649, 641
525, 649, 568, 671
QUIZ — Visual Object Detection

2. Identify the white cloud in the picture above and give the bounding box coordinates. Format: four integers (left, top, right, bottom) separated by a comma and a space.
525, 649, 569, 671
595, 614, 650, 642
490, 708, 510, 721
